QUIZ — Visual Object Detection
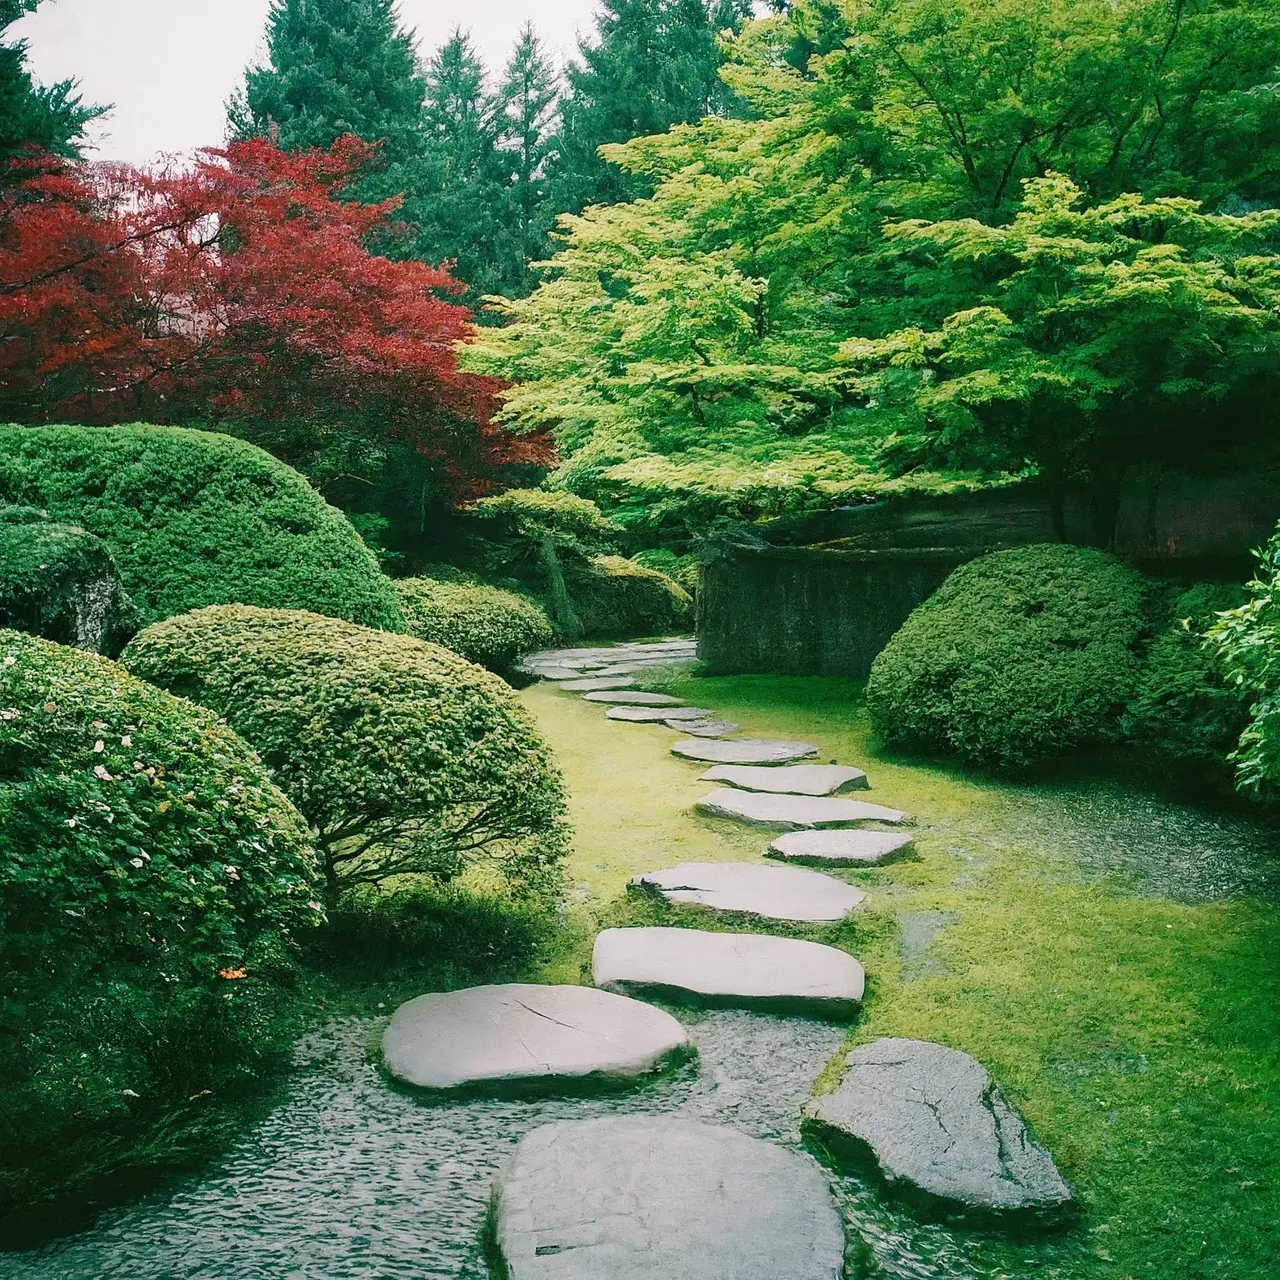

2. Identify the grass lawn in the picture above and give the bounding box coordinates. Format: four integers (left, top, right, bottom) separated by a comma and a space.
522, 673, 1280, 1280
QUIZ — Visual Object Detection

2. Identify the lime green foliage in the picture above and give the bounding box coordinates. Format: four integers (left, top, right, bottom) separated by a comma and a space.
0, 630, 322, 1206
394, 575, 553, 673
630, 548, 699, 593
525, 674, 1280, 1278
1128, 584, 1251, 779
566, 555, 692, 639
867, 545, 1147, 770
0, 505, 139, 655
121, 606, 570, 897
0, 424, 403, 630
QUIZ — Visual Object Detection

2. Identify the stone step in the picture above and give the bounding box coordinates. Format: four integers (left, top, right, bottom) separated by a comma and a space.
629, 860, 865, 923
768, 829, 916, 866
699, 763, 869, 796
671, 737, 818, 765
593, 926, 865, 1016
380, 983, 690, 1095
583, 690, 685, 705
696, 788, 906, 830
606, 705, 717, 722
671, 719, 739, 737
559, 675, 636, 691
491, 1116, 845, 1279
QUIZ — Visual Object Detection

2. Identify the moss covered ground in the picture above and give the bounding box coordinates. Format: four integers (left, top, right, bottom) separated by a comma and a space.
521, 673, 1280, 1280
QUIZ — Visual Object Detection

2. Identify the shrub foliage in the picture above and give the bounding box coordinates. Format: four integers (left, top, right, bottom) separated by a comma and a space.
0, 630, 322, 1193
122, 606, 571, 896
867, 544, 1148, 770
394, 576, 552, 673
0, 424, 403, 630
567, 555, 694, 639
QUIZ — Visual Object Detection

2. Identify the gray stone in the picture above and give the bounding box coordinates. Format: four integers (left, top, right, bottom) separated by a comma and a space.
671, 719, 739, 737
492, 1116, 845, 1279
593, 926, 865, 1016
803, 1038, 1075, 1223
559, 676, 636, 691
381, 983, 690, 1094
606, 705, 717, 722
582, 690, 685, 705
629, 860, 865, 922
525, 666, 585, 681
696, 788, 906, 830
700, 763, 869, 796
768, 829, 917, 866
670, 738, 818, 765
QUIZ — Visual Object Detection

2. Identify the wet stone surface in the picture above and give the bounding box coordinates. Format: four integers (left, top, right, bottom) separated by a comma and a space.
629, 860, 866, 922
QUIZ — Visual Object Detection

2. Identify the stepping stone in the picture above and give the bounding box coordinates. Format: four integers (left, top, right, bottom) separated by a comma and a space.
803, 1038, 1075, 1224
607, 705, 717, 722
671, 738, 818, 765
525, 666, 583, 681
560, 675, 636, 691
582, 690, 684, 705
381, 983, 690, 1095
492, 1116, 845, 1280
769, 829, 916, 867
593, 926, 865, 1016
671, 719, 739, 737
629, 860, 865, 922
700, 763, 869, 796
696, 788, 906, 830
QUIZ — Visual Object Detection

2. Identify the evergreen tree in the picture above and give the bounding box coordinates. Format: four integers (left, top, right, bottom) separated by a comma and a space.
549, 0, 752, 212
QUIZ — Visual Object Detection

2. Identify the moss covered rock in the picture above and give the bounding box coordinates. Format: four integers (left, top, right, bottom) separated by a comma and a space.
866, 544, 1148, 770
0, 424, 402, 630
122, 606, 570, 896
0, 630, 321, 1198
567, 555, 693, 640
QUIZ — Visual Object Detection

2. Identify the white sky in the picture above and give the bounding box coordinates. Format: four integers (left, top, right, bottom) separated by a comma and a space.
11, 0, 603, 166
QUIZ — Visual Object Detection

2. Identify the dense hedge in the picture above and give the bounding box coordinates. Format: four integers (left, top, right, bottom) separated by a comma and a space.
0, 630, 322, 1201
0, 506, 139, 655
566, 555, 693, 639
866, 544, 1148, 770
0, 424, 402, 630
122, 606, 570, 896
394, 576, 552, 673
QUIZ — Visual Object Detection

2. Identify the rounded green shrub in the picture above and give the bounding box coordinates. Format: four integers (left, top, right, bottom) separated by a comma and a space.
566, 555, 694, 639
121, 606, 570, 897
0, 630, 322, 1196
394, 576, 552, 673
866, 544, 1148, 770
0, 424, 402, 630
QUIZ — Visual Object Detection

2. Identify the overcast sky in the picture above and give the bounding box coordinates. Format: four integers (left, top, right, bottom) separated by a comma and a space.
12, 0, 602, 166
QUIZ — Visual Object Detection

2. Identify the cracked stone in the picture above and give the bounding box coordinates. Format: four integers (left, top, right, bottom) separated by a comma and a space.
803, 1037, 1075, 1223
700, 764, 869, 796
606, 705, 718, 722
582, 690, 685, 706
696, 788, 906, 830
629, 860, 865, 922
671, 738, 818, 765
768, 829, 917, 866
381, 983, 690, 1094
492, 1116, 844, 1279
593, 926, 865, 1016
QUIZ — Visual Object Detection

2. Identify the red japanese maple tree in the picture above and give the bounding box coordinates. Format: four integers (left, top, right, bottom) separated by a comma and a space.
0, 137, 549, 501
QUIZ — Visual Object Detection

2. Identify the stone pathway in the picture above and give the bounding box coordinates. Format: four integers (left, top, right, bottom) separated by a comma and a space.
630, 860, 866, 922
699, 763, 869, 795
769, 828, 917, 866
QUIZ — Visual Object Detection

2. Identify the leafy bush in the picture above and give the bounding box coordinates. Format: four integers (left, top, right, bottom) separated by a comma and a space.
0, 630, 322, 1201
1128, 584, 1251, 780
0, 424, 403, 630
122, 606, 570, 897
630, 548, 700, 594
866, 544, 1147, 770
566, 554, 694, 639
0, 505, 139, 655
394, 576, 552, 673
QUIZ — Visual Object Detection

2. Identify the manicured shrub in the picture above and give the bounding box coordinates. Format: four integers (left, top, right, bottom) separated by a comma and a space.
0, 505, 139, 655
1127, 584, 1251, 780
0, 424, 403, 630
394, 576, 552, 673
122, 606, 570, 897
0, 630, 322, 1200
566, 554, 694, 639
866, 544, 1148, 770
630, 548, 700, 594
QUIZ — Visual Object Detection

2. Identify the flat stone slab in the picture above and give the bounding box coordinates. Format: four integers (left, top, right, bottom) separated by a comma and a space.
560, 676, 636, 691
696, 788, 906, 830
671, 738, 818, 765
381, 983, 690, 1095
700, 764, 869, 796
606, 705, 717, 722
671, 719, 739, 737
492, 1116, 845, 1279
582, 690, 684, 706
803, 1038, 1075, 1223
593, 926, 865, 1016
629, 860, 865, 922
769, 829, 917, 866
524, 666, 583, 680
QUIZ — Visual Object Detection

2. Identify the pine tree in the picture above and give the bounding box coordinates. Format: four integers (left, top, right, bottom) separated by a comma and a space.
548, 0, 752, 213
